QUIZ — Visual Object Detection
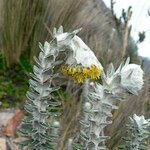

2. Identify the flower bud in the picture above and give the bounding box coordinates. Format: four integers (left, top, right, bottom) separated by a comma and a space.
121, 64, 144, 94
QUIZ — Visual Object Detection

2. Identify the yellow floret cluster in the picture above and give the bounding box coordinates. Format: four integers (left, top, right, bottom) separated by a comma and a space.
61, 65, 102, 83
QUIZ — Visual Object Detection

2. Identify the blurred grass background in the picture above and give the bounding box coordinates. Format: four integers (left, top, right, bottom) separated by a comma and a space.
0, 0, 149, 149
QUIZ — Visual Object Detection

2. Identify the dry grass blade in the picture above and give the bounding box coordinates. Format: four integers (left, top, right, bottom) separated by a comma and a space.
1, 0, 51, 66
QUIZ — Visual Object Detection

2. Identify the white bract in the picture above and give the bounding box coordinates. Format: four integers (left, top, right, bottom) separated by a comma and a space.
133, 114, 149, 127
66, 35, 103, 69
121, 63, 144, 94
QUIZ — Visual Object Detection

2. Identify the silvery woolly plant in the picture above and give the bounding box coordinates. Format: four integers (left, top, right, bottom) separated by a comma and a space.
19, 26, 87, 150
19, 26, 148, 150
19, 37, 62, 149
119, 114, 150, 150
75, 58, 145, 150
53, 27, 146, 150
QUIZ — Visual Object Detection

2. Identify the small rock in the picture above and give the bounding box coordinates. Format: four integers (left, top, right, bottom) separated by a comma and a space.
3, 109, 24, 137
0, 110, 15, 127
0, 138, 6, 150
0, 109, 15, 136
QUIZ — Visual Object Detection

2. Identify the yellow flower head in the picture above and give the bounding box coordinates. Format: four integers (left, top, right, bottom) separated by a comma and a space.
61, 65, 102, 83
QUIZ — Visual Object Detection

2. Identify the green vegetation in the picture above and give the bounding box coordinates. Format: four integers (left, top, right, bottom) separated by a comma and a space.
1, 0, 49, 66
0, 54, 31, 108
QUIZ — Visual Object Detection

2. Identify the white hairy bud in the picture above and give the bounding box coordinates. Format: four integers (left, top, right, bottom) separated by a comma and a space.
121, 64, 144, 94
